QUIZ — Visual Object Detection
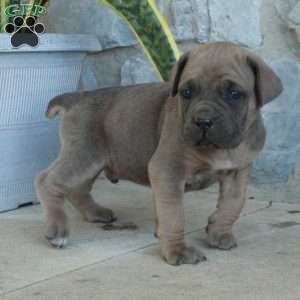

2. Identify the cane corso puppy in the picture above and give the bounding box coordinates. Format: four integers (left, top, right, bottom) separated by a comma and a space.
36, 42, 282, 265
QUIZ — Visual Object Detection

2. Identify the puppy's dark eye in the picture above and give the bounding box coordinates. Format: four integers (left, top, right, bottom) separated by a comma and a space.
223, 88, 243, 102
180, 88, 193, 100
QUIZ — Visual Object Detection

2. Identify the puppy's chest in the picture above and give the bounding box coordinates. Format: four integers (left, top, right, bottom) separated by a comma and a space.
185, 143, 254, 173
185, 171, 218, 191
183, 147, 249, 191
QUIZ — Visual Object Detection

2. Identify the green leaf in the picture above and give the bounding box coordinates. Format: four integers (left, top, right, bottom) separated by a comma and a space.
97, 0, 180, 81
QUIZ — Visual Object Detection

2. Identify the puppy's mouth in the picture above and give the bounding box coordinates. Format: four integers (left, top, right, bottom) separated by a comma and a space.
194, 134, 242, 150
189, 126, 221, 149
188, 130, 242, 150
194, 138, 221, 149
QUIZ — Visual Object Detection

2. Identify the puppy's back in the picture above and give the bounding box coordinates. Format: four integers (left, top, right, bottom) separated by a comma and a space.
46, 82, 169, 118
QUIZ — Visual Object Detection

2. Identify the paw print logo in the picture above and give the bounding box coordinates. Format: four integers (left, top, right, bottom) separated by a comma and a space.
5, 16, 45, 48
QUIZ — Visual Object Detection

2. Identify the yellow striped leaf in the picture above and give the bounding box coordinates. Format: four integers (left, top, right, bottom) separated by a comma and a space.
97, 0, 180, 81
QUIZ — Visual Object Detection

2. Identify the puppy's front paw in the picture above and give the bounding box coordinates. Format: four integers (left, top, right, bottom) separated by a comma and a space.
162, 244, 207, 266
45, 223, 69, 249
206, 230, 237, 250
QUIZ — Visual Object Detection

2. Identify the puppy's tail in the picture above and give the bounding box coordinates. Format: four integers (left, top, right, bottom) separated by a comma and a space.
46, 92, 78, 118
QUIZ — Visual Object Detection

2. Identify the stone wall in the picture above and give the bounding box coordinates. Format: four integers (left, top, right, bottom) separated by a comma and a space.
42, 0, 300, 203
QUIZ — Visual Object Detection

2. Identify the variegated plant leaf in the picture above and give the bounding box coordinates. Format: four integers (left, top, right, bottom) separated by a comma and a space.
97, 0, 180, 81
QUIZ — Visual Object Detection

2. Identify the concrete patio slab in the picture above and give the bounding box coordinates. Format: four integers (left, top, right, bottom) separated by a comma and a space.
1, 180, 300, 299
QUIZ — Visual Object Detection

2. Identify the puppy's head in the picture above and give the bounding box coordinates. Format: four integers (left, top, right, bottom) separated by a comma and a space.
170, 42, 282, 149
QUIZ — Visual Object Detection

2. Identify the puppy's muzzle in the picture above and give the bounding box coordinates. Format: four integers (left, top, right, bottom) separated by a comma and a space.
191, 107, 217, 135
191, 114, 214, 144
184, 103, 238, 148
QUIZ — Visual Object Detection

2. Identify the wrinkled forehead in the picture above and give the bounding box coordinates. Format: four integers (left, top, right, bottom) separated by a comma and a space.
181, 44, 255, 90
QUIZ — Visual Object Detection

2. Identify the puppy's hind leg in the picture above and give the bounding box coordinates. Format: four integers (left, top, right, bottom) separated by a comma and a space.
36, 170, 69, 248
68, 177, 116, 224
35, 152, 104, 248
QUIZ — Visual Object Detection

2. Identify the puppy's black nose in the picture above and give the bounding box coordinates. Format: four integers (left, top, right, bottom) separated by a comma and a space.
194, 118, 213, 130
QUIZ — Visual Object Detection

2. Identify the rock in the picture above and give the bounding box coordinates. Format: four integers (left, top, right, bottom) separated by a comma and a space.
170, 0, 195, 41
209, 0, 263, 48
275, 0, 299, 22
287, 1, 300, 45
264, 59, 300, 113
193, 0, 210, 42
288, 2, 300, 24
275, 0, 300, 45
121, 56, 160, 86
79, 60, 99, 91
252, 59, 300, 184
169, 0, 263, 46
252, 149, 299, 184
262, 112, 300, 150
170, 0, 209, 42
45, 0, 136, 49
45, 0, 263, 49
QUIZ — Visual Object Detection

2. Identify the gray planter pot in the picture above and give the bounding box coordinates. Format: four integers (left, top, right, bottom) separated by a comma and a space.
0, 33, 101, 212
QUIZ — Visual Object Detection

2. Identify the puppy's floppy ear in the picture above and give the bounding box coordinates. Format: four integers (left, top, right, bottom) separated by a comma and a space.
247, 53, 283, 108
170, 52, 189, 97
